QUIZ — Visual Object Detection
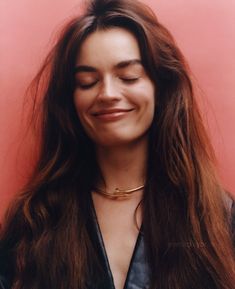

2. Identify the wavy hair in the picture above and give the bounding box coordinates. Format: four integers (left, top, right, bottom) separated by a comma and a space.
1, 0, 235, 288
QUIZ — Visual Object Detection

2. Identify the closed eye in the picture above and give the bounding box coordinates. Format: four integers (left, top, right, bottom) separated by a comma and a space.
120, 77, 139, 83
77, 80, 98, 90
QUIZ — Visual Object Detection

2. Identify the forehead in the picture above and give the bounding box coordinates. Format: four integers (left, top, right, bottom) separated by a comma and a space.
75, 27, 141, 67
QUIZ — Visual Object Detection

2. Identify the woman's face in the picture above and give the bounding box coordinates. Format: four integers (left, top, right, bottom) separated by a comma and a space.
73, 27, 155, 147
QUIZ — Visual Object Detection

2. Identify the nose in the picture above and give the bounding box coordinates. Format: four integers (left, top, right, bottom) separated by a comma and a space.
97, 76, 121, 102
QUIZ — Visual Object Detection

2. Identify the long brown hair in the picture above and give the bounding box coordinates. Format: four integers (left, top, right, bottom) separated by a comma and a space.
1, 0, 234, 288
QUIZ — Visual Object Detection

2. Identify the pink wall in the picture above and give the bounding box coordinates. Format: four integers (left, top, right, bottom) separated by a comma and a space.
1, 0, 235, 220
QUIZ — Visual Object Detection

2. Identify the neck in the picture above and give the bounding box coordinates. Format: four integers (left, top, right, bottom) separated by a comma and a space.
95, 139, 148, 193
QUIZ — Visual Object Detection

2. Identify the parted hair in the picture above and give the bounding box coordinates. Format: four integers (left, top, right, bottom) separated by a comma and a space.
1, 0, 235, 288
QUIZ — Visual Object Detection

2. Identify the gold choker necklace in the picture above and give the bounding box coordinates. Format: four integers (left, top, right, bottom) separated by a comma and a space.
94, 185, 145, 200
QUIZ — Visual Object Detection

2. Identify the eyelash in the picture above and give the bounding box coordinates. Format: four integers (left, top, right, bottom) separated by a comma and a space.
77, 81, 98, 90
121, 77, 139, 83
77, 77, 139, 90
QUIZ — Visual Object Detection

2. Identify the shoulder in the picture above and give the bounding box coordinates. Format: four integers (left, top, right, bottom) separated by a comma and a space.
0, 260, 11, 289
0, 240, 13, 289
0, 276, 9, 289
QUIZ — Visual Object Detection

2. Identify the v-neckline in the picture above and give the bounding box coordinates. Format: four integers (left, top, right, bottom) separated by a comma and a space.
89, 193, 144, 289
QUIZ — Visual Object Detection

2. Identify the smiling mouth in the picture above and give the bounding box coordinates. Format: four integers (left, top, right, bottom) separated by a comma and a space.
92, 109, 134, 121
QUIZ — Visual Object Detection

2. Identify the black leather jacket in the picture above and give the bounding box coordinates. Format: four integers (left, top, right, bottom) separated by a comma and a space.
0, 201, 234, 289
85, 201, 150, 289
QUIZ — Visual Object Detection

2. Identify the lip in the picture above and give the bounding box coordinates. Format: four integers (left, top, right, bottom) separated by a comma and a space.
92, 108, 134, 121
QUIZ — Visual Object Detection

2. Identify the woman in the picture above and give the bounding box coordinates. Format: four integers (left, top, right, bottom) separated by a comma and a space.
0, 0, 234, 288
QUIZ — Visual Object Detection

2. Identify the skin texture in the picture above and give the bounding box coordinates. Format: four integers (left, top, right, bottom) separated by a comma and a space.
73, 27, 155, 148
73, 28, 155, 289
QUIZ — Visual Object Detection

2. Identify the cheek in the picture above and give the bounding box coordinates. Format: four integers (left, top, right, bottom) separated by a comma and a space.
73, 92, 91, 117
129, 82, 155, 110
144, 82, 156, 110
73, 93, 97, 138
73, 96, 90, 133
139, 85, 155, 126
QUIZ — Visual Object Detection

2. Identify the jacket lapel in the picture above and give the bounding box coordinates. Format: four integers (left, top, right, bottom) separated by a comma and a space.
86, 194, 150, 289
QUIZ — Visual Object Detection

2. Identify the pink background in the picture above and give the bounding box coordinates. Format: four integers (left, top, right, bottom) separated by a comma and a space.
1, 0, 235, 220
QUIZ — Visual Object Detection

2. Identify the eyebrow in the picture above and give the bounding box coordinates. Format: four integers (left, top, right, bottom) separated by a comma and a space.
74, 59, 142, 73
115, 59, 142, 69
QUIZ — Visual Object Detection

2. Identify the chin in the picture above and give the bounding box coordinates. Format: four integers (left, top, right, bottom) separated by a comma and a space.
92, 133, 149, 148
94, 138, 128, 148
